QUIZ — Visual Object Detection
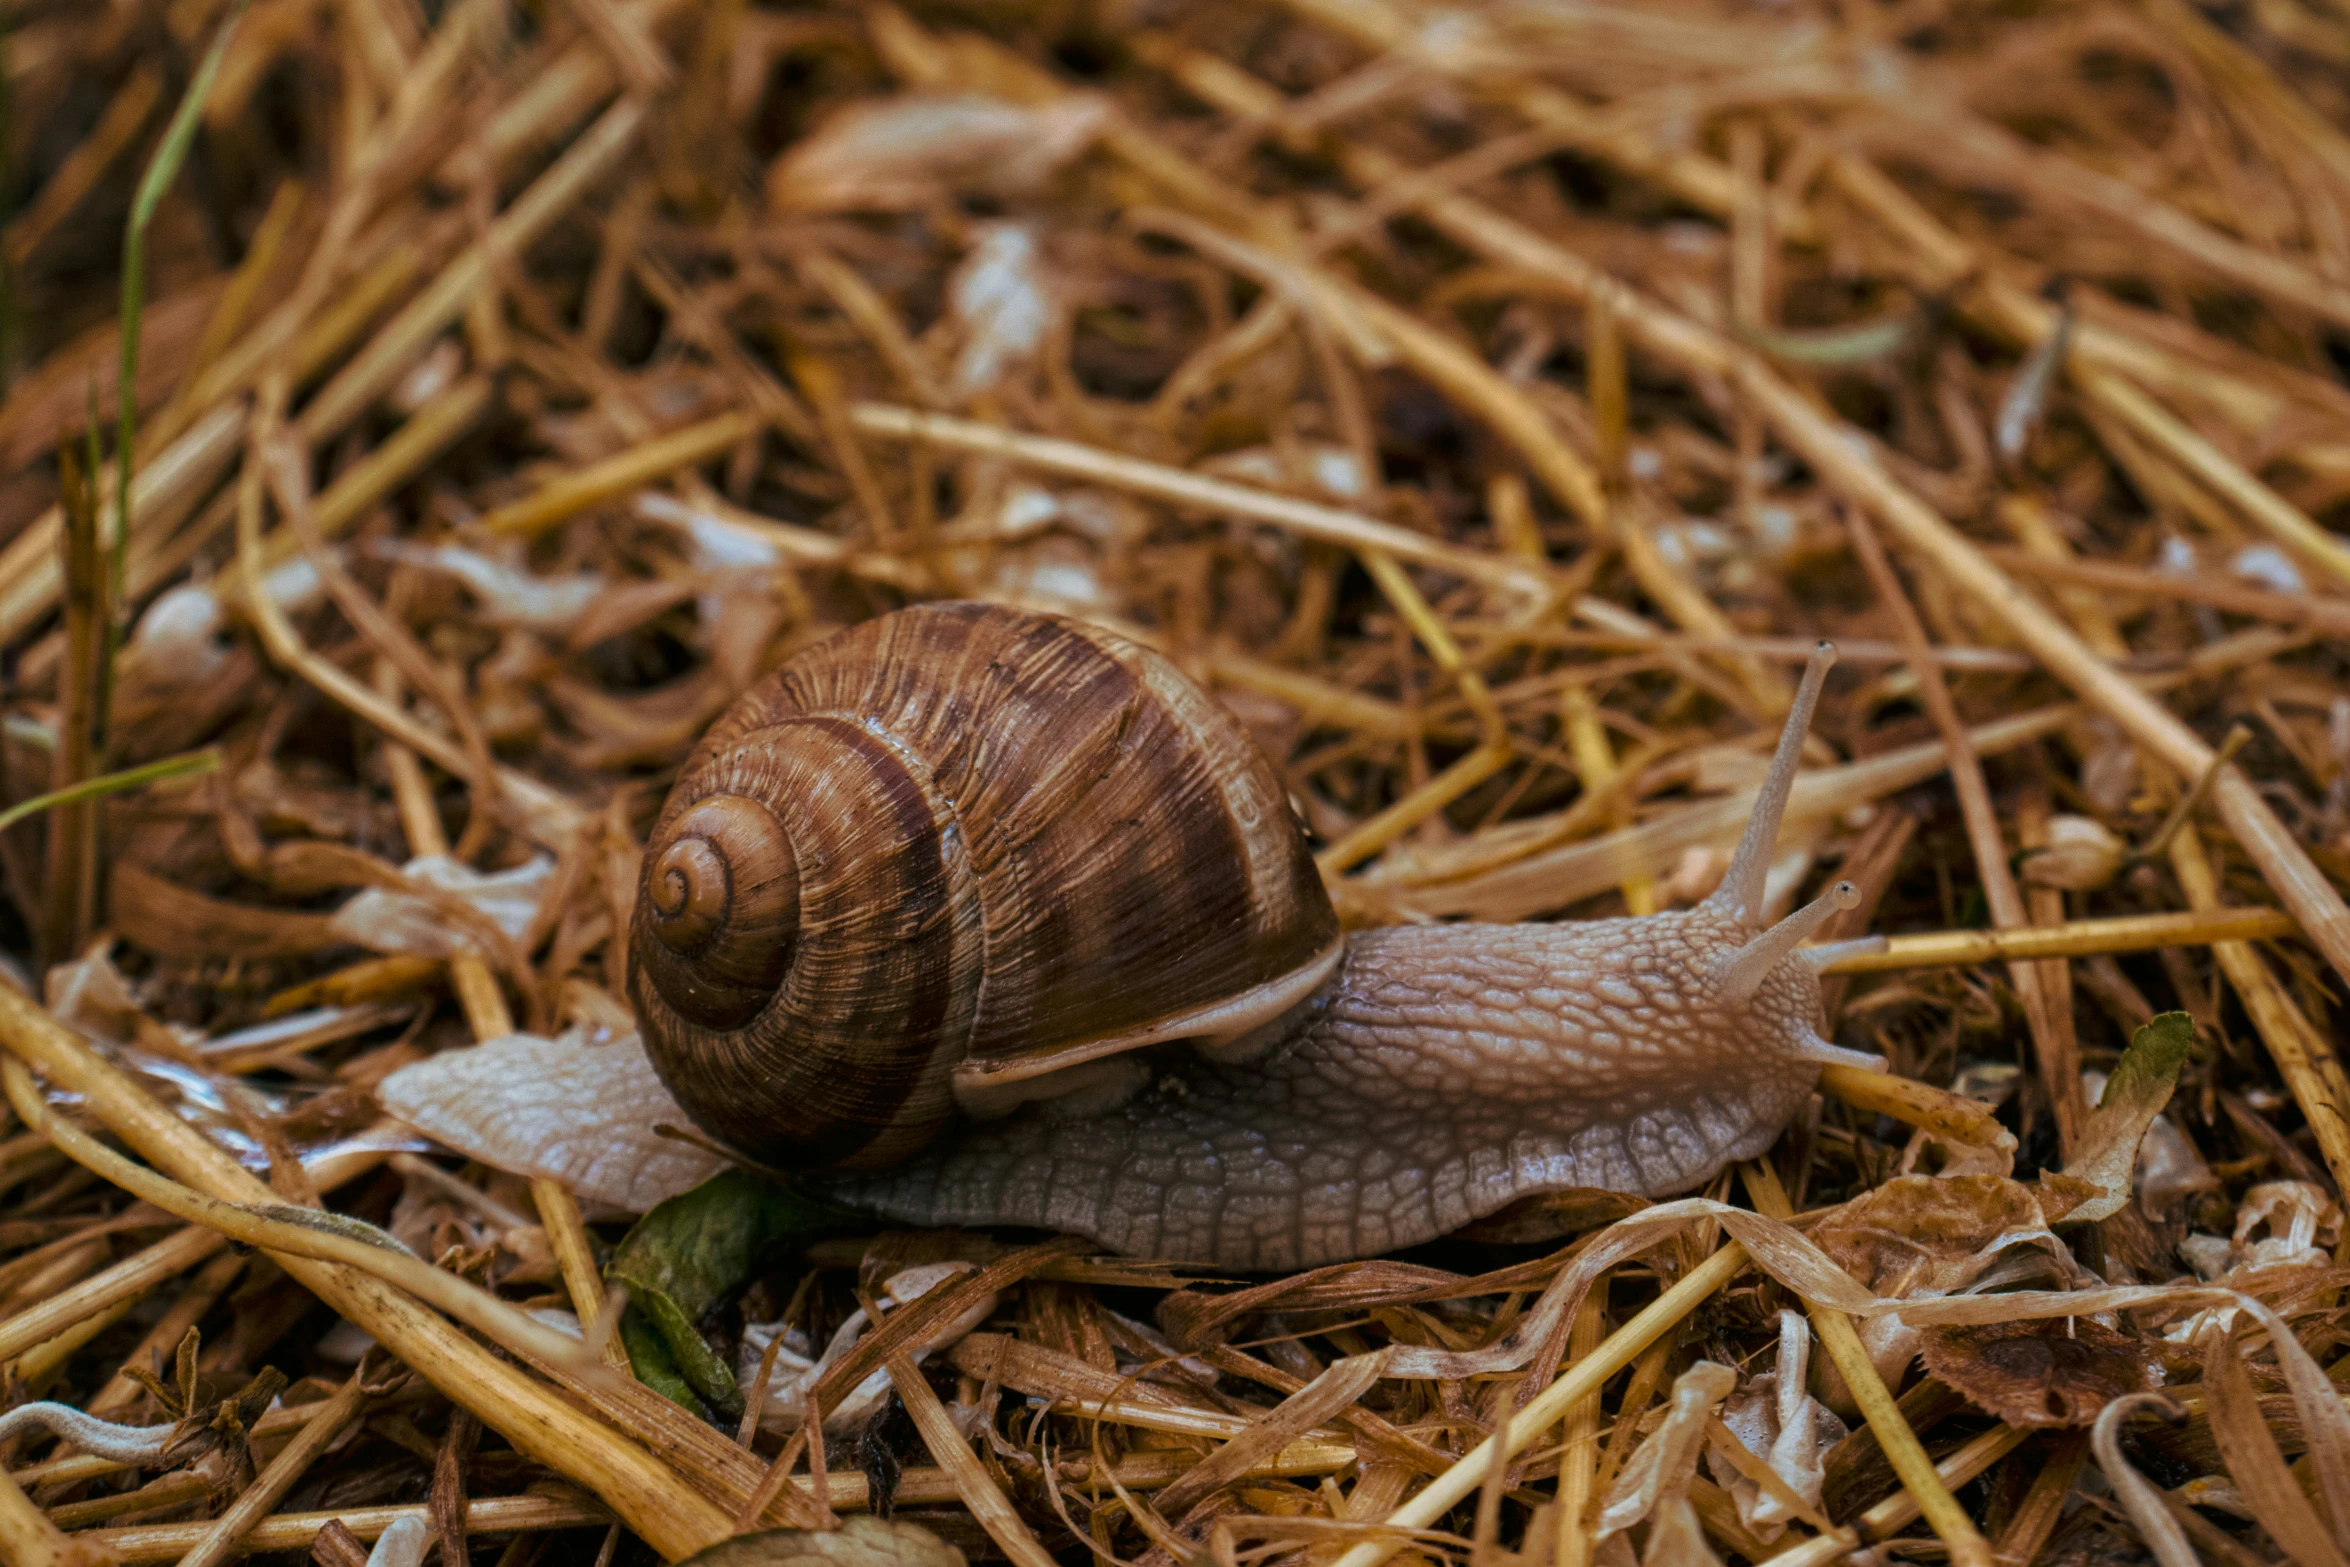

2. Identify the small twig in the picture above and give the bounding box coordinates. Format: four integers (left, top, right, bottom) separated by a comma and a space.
2136, 723, 2252, 863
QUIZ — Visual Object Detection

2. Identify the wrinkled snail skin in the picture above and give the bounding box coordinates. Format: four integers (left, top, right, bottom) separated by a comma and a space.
629, 602, 1882, 1271
827, 908, 1847, 1272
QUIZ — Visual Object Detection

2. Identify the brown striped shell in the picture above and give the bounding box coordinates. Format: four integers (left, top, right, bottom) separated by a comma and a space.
628, 602, 1343, 1172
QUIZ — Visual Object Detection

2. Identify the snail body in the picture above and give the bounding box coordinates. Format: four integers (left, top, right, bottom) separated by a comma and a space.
630, 602, 1883, 1269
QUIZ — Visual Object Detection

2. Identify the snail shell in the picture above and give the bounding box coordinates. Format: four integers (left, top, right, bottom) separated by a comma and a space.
629, 602, 1342, 1172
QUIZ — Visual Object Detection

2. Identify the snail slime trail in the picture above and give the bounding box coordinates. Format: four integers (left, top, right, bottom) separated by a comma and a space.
628, 603, 1884, 1271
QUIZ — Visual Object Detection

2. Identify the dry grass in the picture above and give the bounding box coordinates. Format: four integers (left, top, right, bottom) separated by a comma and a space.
2, 0, 2350, 1564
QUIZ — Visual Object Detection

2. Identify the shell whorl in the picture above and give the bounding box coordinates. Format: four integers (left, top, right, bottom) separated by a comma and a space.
640, 795, 799, 1029
628, 602, 1342, 1175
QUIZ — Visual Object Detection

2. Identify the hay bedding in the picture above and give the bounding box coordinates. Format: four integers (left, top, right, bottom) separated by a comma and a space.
1, 0, 2349, 1563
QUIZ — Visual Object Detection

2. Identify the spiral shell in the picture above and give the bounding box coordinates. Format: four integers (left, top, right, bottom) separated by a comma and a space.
629, 602, 1342, 1172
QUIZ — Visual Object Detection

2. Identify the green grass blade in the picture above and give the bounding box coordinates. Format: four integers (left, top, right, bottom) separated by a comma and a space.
114, 0, 254, 580
0, 748, 221, 836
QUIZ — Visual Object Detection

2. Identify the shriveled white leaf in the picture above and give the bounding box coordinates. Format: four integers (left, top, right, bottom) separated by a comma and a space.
949, 225, 1052, 398
379, 1030, 723, 1213
2019, 814, 2124, 891
2074, 714, 2139, 815
330, 854, 553, 958
124, 582, 233, 685
2229, 543, 2304, 596
2178, 1232, 2234, 1281
1599, 1361, 1734, 1543
368, 1515, 431, 1567
738, 1262, 996, 1434
45, 942, 145, 1044
1709, 1311, 1843, 1540
1200, 444, 1370, 501
634, 491, 784, 569
370, 540, 602, 632
768, 93, 1107, 212
2231, 1180, 2343, 1270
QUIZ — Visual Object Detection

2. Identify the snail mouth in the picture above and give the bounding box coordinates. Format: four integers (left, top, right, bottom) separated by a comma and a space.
638, 793, 800, 1029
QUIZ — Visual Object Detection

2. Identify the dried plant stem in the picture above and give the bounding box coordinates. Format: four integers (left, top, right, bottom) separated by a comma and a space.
2168, 825, 2350, 1198
1327, 1242, 1748, 1567
233, 449, 582, 845
1, 1059, 600, 1385
888, 1354, 1061, 1567
1317, 548, 1513, 872
1843, 505, 2085, 1156
481, 412, 759, 540
850, 404, 1550, 598
1819, 906, 2296, 974
0, 988, 731, 1557
89, 1493, 613, 1565
2137, 724, 2254, 863
176, 1375, 369, 1567
83, 1248, 247, 1420
1822, 152, 2350, 588
369, 660, 608, 1335
1991, 1432, 2088, 1566
233, 374, 498, 586
0, 1221, 223, 1368
0, 1463, 108, 1567
1758, 1424, 2028, 1567
298, 100, 644, 444
1814, 1064, 2014, 1156
0, 401, 244, 650
156, 178, 306, 442
45, 445, 109, 963
10, 1291, 135, 1394
1742, 1161, 1992, 1567
1150, 31, 2350, 997
1551, 1296, 1608, 1567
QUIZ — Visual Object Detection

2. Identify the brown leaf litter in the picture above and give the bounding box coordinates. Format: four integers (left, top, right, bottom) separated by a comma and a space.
4, 0, 2350, 1564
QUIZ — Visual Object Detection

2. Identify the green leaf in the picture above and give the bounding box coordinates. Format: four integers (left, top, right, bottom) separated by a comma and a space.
677, 1517, 966, 1567
619, 1306, 701, 1412
2052, 1011, 2196, 1226
606, 1171, 854, 1418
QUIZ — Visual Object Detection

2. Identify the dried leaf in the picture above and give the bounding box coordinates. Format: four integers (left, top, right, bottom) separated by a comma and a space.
2201, 1318, 2349, 1567
2089, 1395, 2199, 1567
742, 1263, 997, 1436
1600, 1360, 1734, 1566
2018, 814, 2126, 891
679, 1518, 966, 1567
328, 854, 554, 959
766, 93, 1106, 212
108, 861, 347, 959
1918, 1318, 2155, 1428
949, 225, 1052, 398
1707, 1311, 1843, 1540
2053, 1012, 2195, 1224
2231, 1180, 2344, 1269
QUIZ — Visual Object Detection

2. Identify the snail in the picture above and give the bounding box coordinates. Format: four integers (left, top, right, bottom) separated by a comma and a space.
623, 601, 1886, 1271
